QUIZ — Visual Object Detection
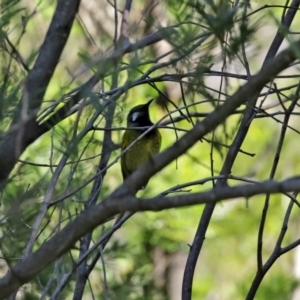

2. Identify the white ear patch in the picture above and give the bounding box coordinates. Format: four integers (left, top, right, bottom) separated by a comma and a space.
131, 112, 140, 122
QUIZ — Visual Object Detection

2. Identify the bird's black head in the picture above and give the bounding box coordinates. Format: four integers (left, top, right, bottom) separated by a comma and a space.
127, 99, 154, 127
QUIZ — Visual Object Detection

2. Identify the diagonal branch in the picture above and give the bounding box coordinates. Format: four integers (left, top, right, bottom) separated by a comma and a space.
73, 1, 132, 299
182, 1, 300, 298
0, 25, 176, 185
1, 174, 300, 298
0, 37, 299, 297
0, 0, 81, 183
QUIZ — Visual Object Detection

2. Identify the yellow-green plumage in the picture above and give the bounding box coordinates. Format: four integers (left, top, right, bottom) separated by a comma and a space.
121, 100, 161, 188
121, 129, 161, 179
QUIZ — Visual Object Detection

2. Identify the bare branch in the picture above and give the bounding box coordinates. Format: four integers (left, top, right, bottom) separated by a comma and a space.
182, 1, 300, 298
0, 36, 300, 296
1, 175, 300, 297
0, 0, 81, 183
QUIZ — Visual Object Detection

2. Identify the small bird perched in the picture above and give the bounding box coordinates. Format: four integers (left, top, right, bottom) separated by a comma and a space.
121, 99, 161, 189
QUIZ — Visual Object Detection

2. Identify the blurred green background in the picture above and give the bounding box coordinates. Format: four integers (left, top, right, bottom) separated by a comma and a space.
1, 0, 300, 299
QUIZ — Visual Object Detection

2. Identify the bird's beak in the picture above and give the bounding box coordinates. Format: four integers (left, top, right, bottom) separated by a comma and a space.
146, 99, 154, 107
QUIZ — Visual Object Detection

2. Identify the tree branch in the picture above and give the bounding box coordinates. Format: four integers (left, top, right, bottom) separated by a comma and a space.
1, 175, 300, 298
0, 37, 299, 296
182, 1, 300, 298
0, 20, 176, 185
0, 0, 81, 183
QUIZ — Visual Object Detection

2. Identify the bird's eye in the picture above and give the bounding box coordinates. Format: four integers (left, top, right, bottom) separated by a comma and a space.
131, 112, 140, 122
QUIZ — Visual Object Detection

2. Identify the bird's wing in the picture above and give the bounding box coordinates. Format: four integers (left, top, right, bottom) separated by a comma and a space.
121, 130, 131, 181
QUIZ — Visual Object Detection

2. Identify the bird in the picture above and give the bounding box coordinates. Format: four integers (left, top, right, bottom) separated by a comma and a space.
121, 99, 161, 189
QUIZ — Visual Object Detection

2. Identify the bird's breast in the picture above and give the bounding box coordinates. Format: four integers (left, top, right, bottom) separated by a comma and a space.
122, 128, 161, 172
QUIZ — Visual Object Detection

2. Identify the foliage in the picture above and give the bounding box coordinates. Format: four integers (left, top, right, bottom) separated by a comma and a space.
0, 0, 300, 299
